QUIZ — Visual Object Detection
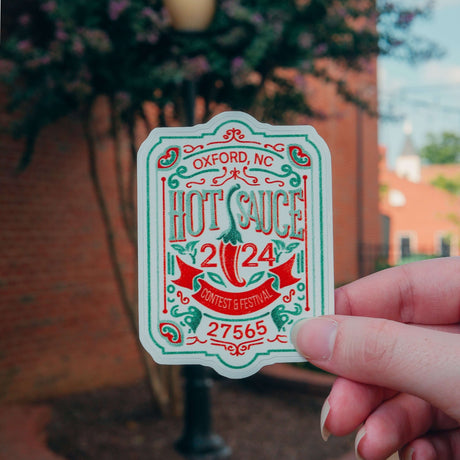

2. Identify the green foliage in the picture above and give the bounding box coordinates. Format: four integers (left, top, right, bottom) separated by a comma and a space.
1, 0, 441, 168
431, 174, 460, 196
397, 253, 437, 265
421, 131, 460, 165
447, 213, 460, 227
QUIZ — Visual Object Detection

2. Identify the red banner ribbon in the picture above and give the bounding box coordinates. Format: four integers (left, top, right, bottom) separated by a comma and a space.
173, 254, 301, 315
192, 278, 280, 316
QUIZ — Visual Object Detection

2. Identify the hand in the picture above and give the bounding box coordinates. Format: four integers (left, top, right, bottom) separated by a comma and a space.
292, 257, 460, 460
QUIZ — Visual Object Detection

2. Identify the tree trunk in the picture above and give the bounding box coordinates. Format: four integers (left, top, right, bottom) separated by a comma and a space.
81, 102, 182, 416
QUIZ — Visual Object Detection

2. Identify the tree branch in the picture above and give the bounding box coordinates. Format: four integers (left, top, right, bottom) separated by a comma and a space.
109, 97, 137, 246
82, 103, 171, 416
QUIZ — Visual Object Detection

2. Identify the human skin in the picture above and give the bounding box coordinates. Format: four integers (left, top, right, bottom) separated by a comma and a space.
291, 257, 460, 460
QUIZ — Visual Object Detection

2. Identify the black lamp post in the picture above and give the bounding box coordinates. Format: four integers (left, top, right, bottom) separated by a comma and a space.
163, 1, 231, 457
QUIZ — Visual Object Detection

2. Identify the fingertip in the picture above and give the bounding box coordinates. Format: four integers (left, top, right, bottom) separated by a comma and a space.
403, 438, 438, 460
290, 318, 309, 349
291, 317, 338, 361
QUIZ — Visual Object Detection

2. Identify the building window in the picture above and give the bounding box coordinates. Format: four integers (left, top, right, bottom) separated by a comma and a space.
396, 232, 418, 263
400, 236, 411, 258
438, 235, 451, 257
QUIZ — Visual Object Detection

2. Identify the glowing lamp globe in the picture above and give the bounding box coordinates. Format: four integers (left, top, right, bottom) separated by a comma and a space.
164, 0, 216, 32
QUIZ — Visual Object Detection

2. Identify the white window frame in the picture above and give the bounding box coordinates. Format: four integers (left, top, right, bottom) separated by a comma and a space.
435, 231, 458, 257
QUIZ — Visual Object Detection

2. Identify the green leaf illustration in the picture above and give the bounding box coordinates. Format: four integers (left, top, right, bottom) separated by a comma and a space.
207, 272, 227, 287
171, 244, 186, 254
272, 239, 285, 251
185, 241, 198, 252
286, 243, 300, 252
246, 271, 265, 287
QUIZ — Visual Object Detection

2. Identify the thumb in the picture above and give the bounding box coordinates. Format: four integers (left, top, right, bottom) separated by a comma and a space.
292, 316, 460, 422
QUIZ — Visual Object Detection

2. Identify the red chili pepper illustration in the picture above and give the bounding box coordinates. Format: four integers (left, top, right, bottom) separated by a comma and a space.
217, 184, 246, 287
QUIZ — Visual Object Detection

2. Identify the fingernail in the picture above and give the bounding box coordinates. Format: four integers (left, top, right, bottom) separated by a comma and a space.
320, 398, 331, 441
403, 448, 414, 460
290, 319, 305, 347
355, 426, 366, 460
291, 317, 338, 361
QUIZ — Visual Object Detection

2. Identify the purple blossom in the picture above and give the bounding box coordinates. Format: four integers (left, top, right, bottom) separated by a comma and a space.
56, 28, 68, 41
72, 38, 85, 56
397, 11, 416, 26
141, 7, 157, 22
314, 43, 328, 56
25, 55, 52, 69
161, 7, 171, 26
221, 0, 242, 18
17, 40, 33, 53
115, 91, 131, 111
231, 56, 245, 73
108, 0, 130, 21
298, 32, 313, 50
336, 7, 347, 18
141, 7, 167, 28
251, 13, 263, 25
221, 0, 235, 15
184, 56, 210, 78
80, 29, 112, 53
65, 80, 92, 96
41, 1, 57, 13
231, 57, 249, 87
136, 31, 159, 44
357, 58, 374, 75
294, 74, 306, 91
18, 14, 31, 26
141, 7, 155, 18
383, 2, 395, 13
0, 59, 15, 76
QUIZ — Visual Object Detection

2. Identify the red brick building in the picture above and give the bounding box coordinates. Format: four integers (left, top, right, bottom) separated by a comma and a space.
380, 138, 460, 264
0, 65, 380, 402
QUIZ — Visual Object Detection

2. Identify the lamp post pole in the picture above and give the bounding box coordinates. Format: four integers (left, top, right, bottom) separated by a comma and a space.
176, 76, 230, 460
162, 1, 230, 458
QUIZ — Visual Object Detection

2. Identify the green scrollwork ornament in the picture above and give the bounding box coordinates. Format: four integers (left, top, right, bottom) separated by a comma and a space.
171, 305, 203, 333
271, 303, 303, 331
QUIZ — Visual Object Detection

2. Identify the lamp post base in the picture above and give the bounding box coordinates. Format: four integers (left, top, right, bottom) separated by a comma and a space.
175, 434, 231, 459
175, 365, 231, 459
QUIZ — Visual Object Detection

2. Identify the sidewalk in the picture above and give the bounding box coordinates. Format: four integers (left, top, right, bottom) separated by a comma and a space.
0, 366, 400, 460
0, 404, 65, 460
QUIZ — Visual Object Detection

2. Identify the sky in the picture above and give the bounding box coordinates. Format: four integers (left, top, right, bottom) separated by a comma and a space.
378, 0, 460, 167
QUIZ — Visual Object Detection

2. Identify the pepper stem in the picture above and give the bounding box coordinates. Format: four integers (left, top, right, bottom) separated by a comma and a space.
217, 183, 243, 245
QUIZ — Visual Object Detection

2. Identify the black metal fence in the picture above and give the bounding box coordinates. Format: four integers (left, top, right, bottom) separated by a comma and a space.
359, 243, 453, 277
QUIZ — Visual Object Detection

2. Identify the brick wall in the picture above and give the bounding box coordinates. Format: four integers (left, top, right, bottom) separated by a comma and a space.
301, 65, 381, 283
0, 96, 144, 402
0, 69, 380, 402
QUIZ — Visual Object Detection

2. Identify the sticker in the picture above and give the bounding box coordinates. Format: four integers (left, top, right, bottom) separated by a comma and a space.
137, 111, 333, 379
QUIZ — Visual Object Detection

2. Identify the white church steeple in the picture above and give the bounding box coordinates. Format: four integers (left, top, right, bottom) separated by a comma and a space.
395, 121, 421, 183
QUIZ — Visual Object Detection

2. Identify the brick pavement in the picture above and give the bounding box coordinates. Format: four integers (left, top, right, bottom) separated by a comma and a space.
0, 404, 65, 460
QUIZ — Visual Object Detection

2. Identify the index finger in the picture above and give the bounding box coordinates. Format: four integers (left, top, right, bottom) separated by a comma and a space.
335, 256, 460, 324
